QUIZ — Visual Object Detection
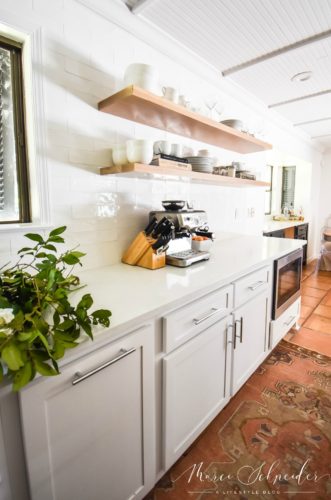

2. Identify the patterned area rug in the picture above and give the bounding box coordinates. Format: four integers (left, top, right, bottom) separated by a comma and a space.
147, 341, 331, 500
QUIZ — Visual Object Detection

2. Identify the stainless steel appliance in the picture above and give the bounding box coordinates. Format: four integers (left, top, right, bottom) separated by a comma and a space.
272, 248, 303, 319
149, 201, 211, 267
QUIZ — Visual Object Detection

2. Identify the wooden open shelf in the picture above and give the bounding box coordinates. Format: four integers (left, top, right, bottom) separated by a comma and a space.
100, 163, 270, 188
98, 86, 272, 154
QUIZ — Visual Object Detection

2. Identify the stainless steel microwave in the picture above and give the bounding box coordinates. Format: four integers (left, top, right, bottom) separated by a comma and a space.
272, 248, 303, 319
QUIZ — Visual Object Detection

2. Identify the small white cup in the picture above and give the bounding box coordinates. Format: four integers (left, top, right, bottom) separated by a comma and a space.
162, 86, 178, 103
112, 144, 127, 166
153, 140, 172, 155
171, 143, 183, 157
178, 95, 189, 107
126, 139, 153, 164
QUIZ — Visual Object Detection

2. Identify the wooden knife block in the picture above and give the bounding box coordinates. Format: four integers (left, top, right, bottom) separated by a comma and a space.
122, 231, 166, 270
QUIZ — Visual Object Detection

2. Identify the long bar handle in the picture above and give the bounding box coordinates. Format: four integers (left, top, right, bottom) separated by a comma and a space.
284, 315, 296, 327
235, 317, 243, 343
193, 307, 220, 325
248, 280, 266, 291
72, 348, 136, 385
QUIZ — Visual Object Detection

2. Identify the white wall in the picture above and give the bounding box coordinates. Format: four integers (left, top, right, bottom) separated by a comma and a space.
0, 0, 323, 269
319, 149, 331, 233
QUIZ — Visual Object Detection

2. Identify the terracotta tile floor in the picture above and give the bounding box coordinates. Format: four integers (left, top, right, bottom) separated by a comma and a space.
285, 260, 331, 356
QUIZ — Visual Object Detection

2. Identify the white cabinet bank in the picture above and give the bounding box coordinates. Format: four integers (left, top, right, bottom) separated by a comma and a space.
0, 234, 304, 500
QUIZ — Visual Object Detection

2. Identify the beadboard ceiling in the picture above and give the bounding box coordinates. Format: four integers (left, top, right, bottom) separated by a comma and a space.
124, 0, 331, 150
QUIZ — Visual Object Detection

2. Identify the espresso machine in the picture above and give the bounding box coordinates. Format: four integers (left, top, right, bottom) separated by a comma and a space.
148, 201, 212, 267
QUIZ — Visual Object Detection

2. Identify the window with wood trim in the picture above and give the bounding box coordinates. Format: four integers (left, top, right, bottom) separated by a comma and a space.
0, 35, 30, 224
281, 166, 296, 212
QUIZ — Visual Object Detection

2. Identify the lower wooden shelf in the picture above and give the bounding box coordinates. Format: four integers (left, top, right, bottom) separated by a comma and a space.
100, 163, 270, 188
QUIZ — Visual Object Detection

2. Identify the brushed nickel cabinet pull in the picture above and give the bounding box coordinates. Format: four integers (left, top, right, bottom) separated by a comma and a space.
72, 348, 136, 385
236, 317, 243, 342
248, 280, 265, 291
284, 315, 296, 326
193, 307, 220, 325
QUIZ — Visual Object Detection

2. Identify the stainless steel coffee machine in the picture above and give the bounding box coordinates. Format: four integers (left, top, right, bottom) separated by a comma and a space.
149, 200, 212, 267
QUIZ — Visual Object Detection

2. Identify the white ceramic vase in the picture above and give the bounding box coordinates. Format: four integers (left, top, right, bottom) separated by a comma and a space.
126, 139, 153, 164
124, 64, 158, 93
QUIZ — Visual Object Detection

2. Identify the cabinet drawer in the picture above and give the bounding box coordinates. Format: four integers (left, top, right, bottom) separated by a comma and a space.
163, 285, 233, 352
269, 298, 301, 349
234, 265, 272, 308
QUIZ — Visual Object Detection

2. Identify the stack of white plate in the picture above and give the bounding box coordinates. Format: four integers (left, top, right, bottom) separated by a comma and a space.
186, 156, 215, 173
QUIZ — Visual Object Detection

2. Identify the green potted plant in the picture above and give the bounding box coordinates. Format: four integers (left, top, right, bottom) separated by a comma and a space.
0, 226, 112, 391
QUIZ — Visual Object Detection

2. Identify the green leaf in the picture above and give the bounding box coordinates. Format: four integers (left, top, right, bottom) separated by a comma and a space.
36, 332, 52, 356
71, 251, 86, 259
53, 310, 60, 327
34, 359, 58, 377
77, 319, 92, 338
49, 226, 66, 237
78, 294, 93, 310
92, 309, 112, 327
62, 253, 80, 265
2, 343, 24, 371
30, 351, 49, 362
18, 246, 33, 253
36, 252, 47, 258
47, 268, 56, 290
0, 296, 10, 308
52, 340, 66, 360
48, 235, 65, 244
0, 363, 3, 383
17, 331, 38, 342
54, 288, 67, 300
10, 310, 25, 331
44, 244, 57, 252
24, 233, 44, 244
57, 319, 75, 331
12, 361, 34, 391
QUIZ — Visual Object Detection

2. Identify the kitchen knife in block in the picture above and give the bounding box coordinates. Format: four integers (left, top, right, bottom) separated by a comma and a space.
136, 246, 166, 270
122, 232, 153, 265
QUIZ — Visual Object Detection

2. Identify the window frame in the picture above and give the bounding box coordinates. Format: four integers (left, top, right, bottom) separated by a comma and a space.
0, 34, 31, 224
281, 165, 296, 212
264, 164, 273, 215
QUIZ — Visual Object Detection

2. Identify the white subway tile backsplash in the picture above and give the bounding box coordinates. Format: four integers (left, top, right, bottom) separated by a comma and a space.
1, 0, 272, 271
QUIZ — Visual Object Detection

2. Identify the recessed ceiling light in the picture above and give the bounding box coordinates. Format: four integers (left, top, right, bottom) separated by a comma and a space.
291, 71, 313, 82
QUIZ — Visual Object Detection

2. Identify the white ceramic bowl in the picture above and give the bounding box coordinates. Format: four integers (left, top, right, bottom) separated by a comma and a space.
112, 144, 127, 166
126, 139, 153, 164
124, 64, 158, 93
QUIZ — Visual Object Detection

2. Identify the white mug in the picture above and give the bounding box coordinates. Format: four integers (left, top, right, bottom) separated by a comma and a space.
112, 144, 127, 166
171, 143, 183, 157
178, 95, 189, 107
153, 140, 172, 155
126, 139, 153, 164
162, 86, 178, 103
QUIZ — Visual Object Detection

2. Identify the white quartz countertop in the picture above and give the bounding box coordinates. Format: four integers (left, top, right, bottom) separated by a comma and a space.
263, 219, 308, 233
73, 233, 304, 347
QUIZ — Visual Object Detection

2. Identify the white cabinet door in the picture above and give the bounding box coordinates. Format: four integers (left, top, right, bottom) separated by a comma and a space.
20, 324, 155, 500
231, 292, 269, 394
163, 317, 231, 470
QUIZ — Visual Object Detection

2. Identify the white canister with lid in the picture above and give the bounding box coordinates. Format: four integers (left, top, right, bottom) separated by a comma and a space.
124, 64, 158, 93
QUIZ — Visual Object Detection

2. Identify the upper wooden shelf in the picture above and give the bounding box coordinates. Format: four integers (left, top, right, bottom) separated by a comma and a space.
100, 163, 270, 188
98, 86, 273, 154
